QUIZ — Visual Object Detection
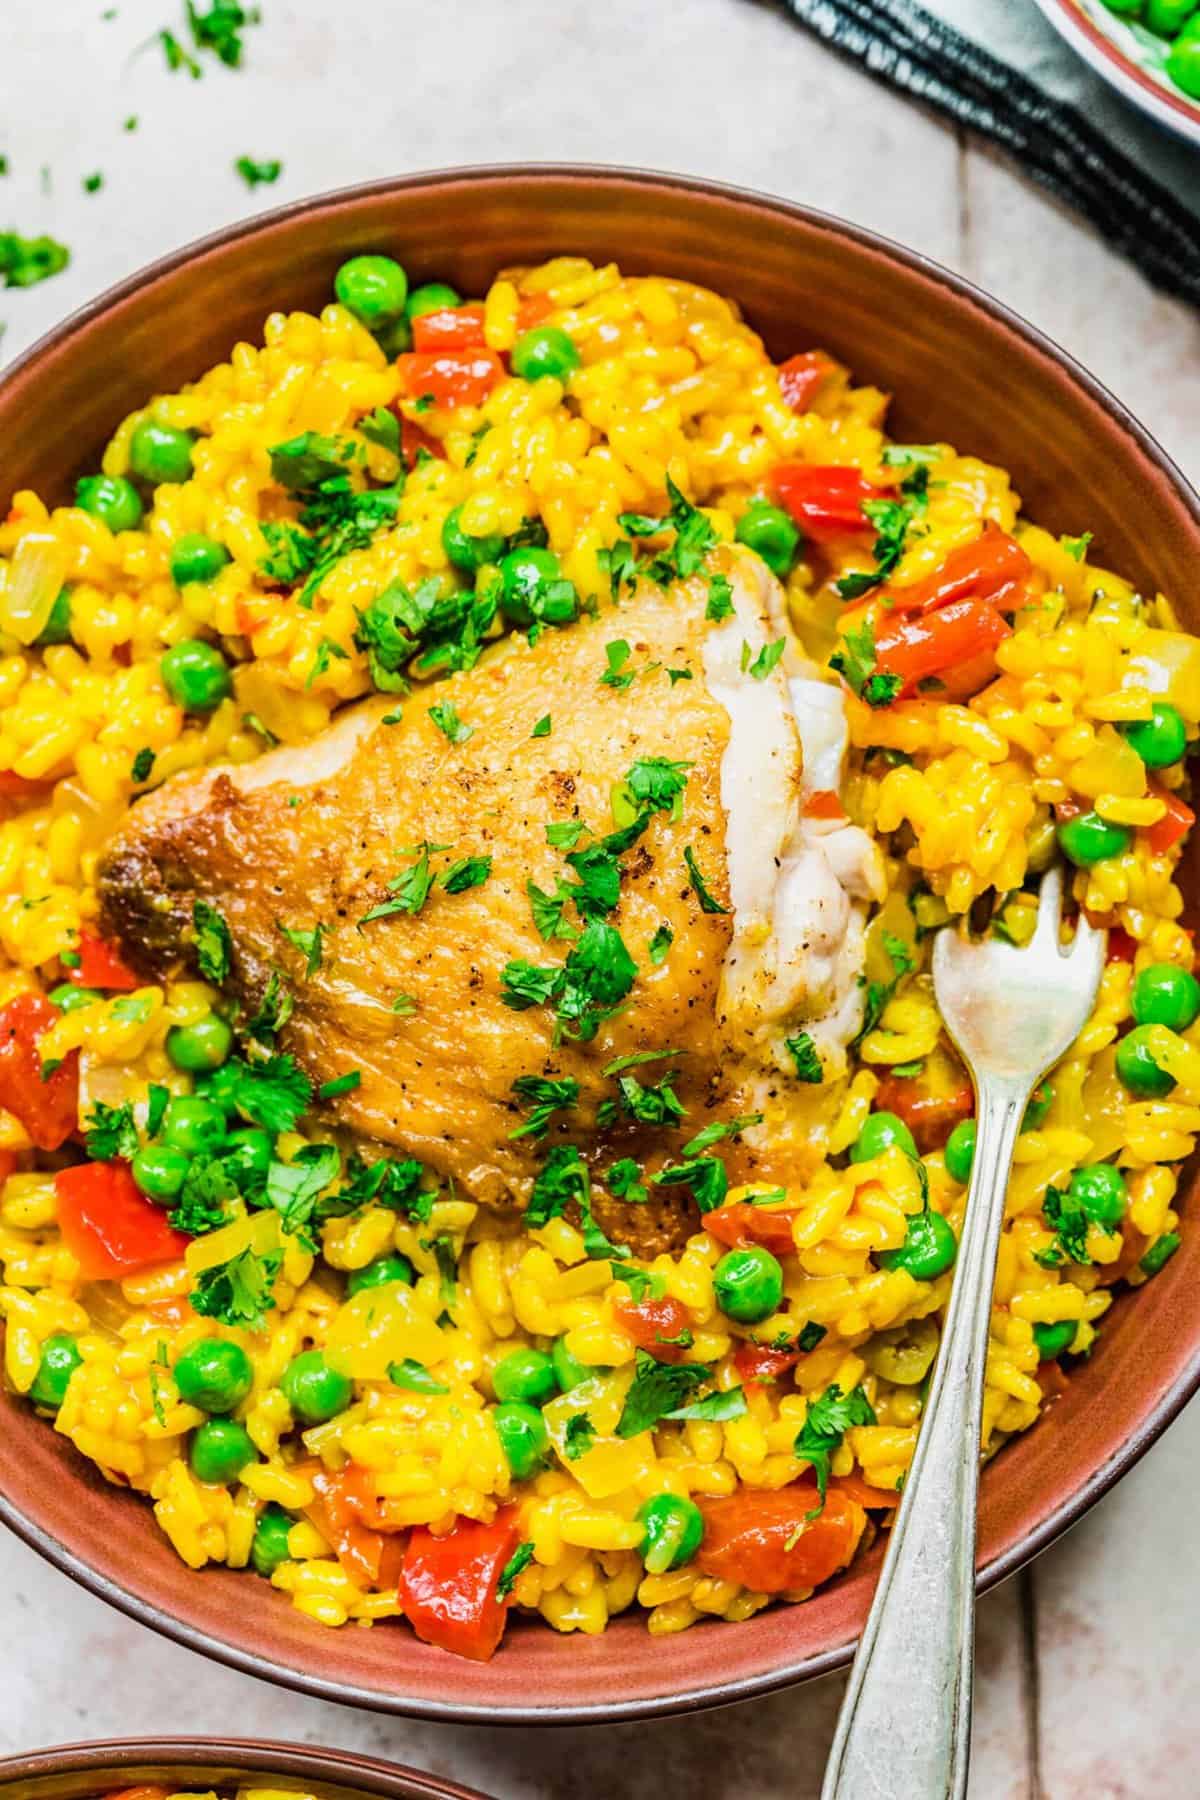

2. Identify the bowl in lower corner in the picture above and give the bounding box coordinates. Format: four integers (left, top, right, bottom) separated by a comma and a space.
0, 163, 1198, 1723
0, 1740, 488, 1800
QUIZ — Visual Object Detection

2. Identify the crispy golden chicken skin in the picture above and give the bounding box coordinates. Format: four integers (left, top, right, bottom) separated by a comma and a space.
99, 557, 881, 1253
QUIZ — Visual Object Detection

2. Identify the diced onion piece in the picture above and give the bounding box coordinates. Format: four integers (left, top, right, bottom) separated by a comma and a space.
324, 1282, 448, 1380
1124, 630, 1200, 725
1, 534, 68, 645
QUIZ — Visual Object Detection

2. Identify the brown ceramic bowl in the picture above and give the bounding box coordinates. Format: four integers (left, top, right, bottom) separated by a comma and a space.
0, 165, 1198, 1723
0, 1741, 486, 1800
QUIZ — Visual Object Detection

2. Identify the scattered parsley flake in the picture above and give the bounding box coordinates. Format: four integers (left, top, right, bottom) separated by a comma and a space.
0, 232, 70, 289
130, 747, 155, 784
794, 1383, 877, 1505
278, 920, 325, 976
652, 1152, 728, 1214
192, 898, 232, 983
191, 1247, 281, 1332
497, 1540, 535, 1597
428, 699, 473, 744
531, 714, 551, 738
830, 618, 902, 709
563, 1414, 597, 1461
785, 1031, 823, 1083
600, 639, 634, 690
388, 1358, 448, 1394
682, 1112, 761, 1156
83, 173, 104, 195
618, 1349, 713, 1437
441, 854, 491, 894
509, 1074, 579, 1141
1061, 532, 1092, 562
648, 922, 673, 965
683, 844, 727, 914
318, 1071, 361, 1100
743, 638, 786, 681
84, 1101, 138, 1162
359, 841, 441, 924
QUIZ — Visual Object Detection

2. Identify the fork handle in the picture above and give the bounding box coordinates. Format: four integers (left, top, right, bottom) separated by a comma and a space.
820, 1074, 1032, 1800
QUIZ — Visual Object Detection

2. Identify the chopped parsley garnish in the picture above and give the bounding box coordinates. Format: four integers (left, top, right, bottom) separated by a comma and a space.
501, 918, 637, 1044
615, 1069, 684, 1127
388, 1358, 448, 1394
266, 1143, 340, 1238
835, 468, 929, 602
611, 1263, 665, 1300
501, 959, 563, 1009
705, 574, 734, 622
130, 747, 155, 783
612, 475, 718, 590
223, 1053, 311, 1134
185, 0, 261, 67
354, 571, 496, 689
428, 700, 473, 745
84, 1101, 138, 1162
190, 1247, 281, 1332
563, 1413, 597, 1461
441, 854, 491, 894
666, 1386, 747, 1424
626, 756, 691, 816
160, 28, 202, 76
882, 444, 941, 468
564, 840, 623, 917
683, 844, 727, 914
545, 819, 588, 849
854, 931, 915, 1047
830, 619, 902, 709
1036, 1183, 1112, 1268
525, 1143, 623, 1260
652, 1152, 728, 1213
794, 1382, 877, 1504
317, 1071, 361, 1100
168, 1155, 236, 1236
600, 639, 634, 690
526, 876, 577, 943
235, 156, 281, 188
497, 1540, 536, 1597
306, 636, 349, 687
1061, 532, 1092, 563
360, 407, 400, 455
83, 173, 104, 195
192, 898, 232, 983
278, 920, 325, 976
607, 1157, 649, 1204
648, 923, 673, 965
531, 714, 552, 738
247, 969, 293, 1041
392, 992, 417, 1016
145, 1084, 170, 1139
432, 1231, 458, 1307
359, 841, 441, 924
269, 434, 354, 491
508, 1075, 579, 1141
785, 1031, 823, 1083
617, 1349, 713, 1437
742, 638, 786, 681
682, 1113, 761, 1156
332, 1153, 429, 1223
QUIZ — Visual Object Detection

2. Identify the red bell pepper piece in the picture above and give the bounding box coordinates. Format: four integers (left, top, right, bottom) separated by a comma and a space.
870, 1074, 974, 1153
705, 1203, 799, 1256
399, 416, 445, 469
411, 304, 487, 353
612, 1292, 696, 1364
395, 350, 504, 409
733, 1342, 801, 1387
872, 598, 1011, 697
303, 1463, 402, 1589
777, 351, 833, 413
1146, 784, 1194, 855
886, 522, 1033, 616
1105, 926, 1138, 964
803, 788, 847, 821
697, 1483, 866, 1593
398, 1508, 522, 1662
72, 927, 141, 991
0, 993, 78, 1150
515, 293, 553, 332
54, 1161, 187, 1280
769, 464, 890, 540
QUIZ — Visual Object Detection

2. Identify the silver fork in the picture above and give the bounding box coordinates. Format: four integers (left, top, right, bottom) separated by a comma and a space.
821, 865, 1106, 1800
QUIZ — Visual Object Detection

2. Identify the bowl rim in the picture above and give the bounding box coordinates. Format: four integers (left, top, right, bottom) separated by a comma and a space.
1030, 0, 1200, 145
2, 159, 1200, 1723
0, 1738, 486, 1800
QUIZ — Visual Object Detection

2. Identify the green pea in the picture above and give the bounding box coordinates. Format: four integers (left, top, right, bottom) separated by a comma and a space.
1032, 1320, 1078, 1362
735, 500, 801, 578
406, 281, 461, 320
129, 420, 195, 486
944, 1119, 976, 1184
1057, 811, 1132, 868
75, 473, 143, 534
1141, 1232, 1182, 1276
161, 639, 232, 714
511, 325, 581, 384
222, 1128, 273, 1189
170, 533, 230, 588
713, 1246, 784, 1324
1148, 0, 1193, 18
636, 1493, 704, 1574
334, 254, 409, 331
1121, 701, 1187, 769
1131, 962, 1200, 1033
493, 1400, 550, 1479
162, 1095, 228, 1156
251, 1503, 294, 1576
1022, 1081, 1054, 1132
190, 1417, 256, 1485
499, 546, 561, 628
1098, 0, 1143, 11
280, 1349, 353, 1424
551, 1335, 593, 1392
850, 1110, 918, 1164
1069, 1163, 1127, 1229
48, 983, 103, 1013
1167, 32, 1200, 96
441, 506, 506, 573
879, 1208, 958, 1280
493, 1346, 558, 1407
174, 1338, 254, 1413
166, 1013, 234, 1073
29, 1333, 82, 1409
346, 1253, 415, 1296
1115, 1025, 1177, 1098
34, 587, 73, 647
131, 1143, 191, 1201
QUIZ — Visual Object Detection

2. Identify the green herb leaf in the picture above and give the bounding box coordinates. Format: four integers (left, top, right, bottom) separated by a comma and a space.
428, 699, 473, 745
563, 1413, 597, 1461
830, 618, 902, 709
745, 638, 786, 681
168, 1155, 236, 1236
130, 747, 155, 784
225, 1053, 312, 1134
531, 713, 552, 738
193, 898, 232, 984
509, 1075, 579, 1141
682, 1113, 761, 1156
648, 922, 673, 965
266, 1143, 340, 1237
683, 844, 728, 914
793, 1382, 877, 1504
665, 1385, 747, 1423
84, 1100, 138, 1163
607, 1157, 649, 1204
618, 1349, 713, 1437
785, 1031, 823, 1083
235, 156, 282, 189
278, 920, 325, 977
388, 1358, 449, 1394
360, 407, 400, 455
190, 1247, 281, 1333
652, 1153, 728, 1213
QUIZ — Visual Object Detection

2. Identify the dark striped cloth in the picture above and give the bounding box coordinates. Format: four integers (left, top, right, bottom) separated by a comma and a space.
772, 0, 1200, 306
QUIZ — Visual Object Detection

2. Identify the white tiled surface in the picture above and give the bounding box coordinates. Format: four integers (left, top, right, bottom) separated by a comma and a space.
2, 2, 1199, 1793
